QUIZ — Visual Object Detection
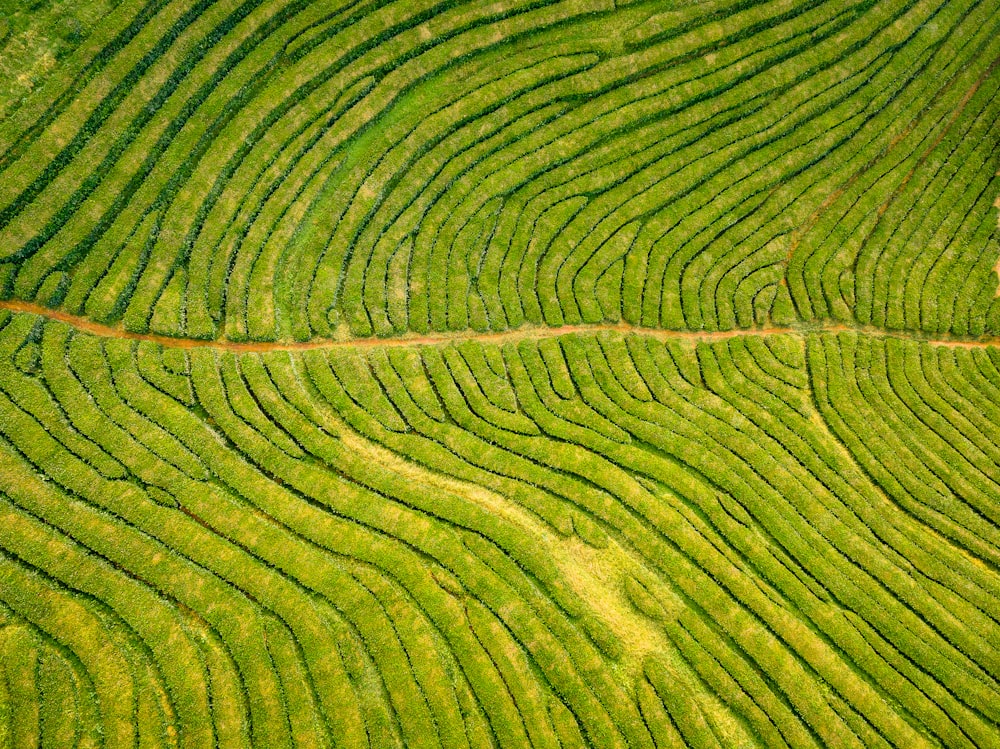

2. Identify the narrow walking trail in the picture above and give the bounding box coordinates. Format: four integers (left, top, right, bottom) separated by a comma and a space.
2, 298, 999, 350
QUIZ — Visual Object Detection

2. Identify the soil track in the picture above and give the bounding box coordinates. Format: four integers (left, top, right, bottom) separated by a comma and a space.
2, 298, 998, 350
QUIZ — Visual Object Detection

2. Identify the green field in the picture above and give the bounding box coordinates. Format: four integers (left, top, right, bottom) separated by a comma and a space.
0, 0, 999, 746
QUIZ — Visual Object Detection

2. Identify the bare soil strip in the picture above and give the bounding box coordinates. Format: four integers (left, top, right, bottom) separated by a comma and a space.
2, 298, 998, 350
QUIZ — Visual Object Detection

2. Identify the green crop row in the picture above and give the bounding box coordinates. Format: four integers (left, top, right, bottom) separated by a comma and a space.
9, 0, 994, 338
5, 309, 1000, 745
1, 0, 998, 741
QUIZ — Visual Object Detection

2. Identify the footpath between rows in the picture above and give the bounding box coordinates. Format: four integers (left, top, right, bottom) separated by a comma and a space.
3, 299, 998, 351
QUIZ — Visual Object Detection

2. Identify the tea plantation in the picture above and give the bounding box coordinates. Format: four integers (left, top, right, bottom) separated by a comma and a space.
0, 0, 998, 746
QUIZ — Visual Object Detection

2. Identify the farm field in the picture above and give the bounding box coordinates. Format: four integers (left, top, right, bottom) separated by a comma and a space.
0, 0, 999, 746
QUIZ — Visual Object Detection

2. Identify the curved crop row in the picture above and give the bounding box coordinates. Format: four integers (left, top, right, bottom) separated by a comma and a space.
1, 311, 997, 746
0, 0, 996, 341
1, 0, 999, 745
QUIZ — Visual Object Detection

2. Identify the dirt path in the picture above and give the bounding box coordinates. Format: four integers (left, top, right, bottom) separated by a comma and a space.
2, 298, 998, 350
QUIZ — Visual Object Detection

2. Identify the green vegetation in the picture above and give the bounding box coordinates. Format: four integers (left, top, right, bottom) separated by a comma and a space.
0, 0, 998, 746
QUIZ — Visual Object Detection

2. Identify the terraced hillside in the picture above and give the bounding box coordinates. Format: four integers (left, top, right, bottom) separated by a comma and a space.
0, 0, 999, 746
